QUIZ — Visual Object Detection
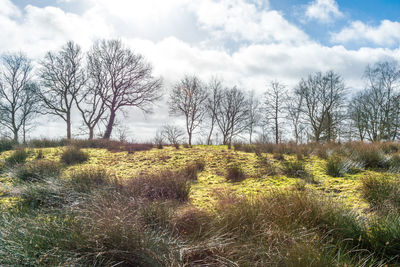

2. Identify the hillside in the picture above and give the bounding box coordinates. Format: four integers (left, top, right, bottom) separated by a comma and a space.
0, 143, 399, 266
1, 145, 368, 210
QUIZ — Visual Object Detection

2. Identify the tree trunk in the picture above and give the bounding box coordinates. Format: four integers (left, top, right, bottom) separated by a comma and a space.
275, 117, 279, 144
12, 114, 18, 143
188, 132, 192, 147
103, 111, 116, 139
207, 124, 214, 145
13, 131, 18, 144
66, 112, 71, 140
89, 127, 94, 140
315, 133, 320, 143
222, 133, 228, 145
22, 122, 26, 144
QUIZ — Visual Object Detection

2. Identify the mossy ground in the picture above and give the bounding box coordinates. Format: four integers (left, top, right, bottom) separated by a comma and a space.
0, 145, 373, 212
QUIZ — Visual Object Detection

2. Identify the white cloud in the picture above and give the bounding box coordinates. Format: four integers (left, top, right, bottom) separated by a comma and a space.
0, 0, 20, 17
331, 20, 400, 47
190, 0, 309, 44
0, 4, 113, 58
0, 0, 399, 141
305, 0, 343, 23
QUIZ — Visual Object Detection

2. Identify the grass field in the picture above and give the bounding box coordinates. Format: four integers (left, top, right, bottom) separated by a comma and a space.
0, 143, 399, 266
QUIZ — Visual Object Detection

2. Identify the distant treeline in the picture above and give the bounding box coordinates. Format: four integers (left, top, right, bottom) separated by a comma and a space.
0, 39, 398, 145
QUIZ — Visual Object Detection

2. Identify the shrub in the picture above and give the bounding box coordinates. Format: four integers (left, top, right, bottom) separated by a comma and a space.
210, 190, 368, 265
294, 179, 307, 191
296, 151, 304, 160
368, 215, 400, 258
139, 201, 176, 230
35, 149, 44, 159
182, 159, 206, 181
0, 139, 15, 153
5, 149, 28, 165
283, 160, 316, 183
125, 170, 191, 202
296, 145, 313, 158
225, 163, 246, 182
28, 138, 154, 153
283, 160, 306, 178
273, 153, 285, 161
0, 162, 4, 173
68, 166, 114, 193
17, 179, 67, 209
16, 160, 62, 182
256, 154, 278, 176
325, 155, 364, 177
353, 145, 389, 170
389, 154, 400, 173
326, 156, 346, 177
360, 174, 400, 211
0, 210, 81, 265
28, 138, 68, 148
60, 147, 88, 165
315, 146, 329, 159
234, 143, 255, 153
70, 139, 154, 153
380, 142, 400, 154
172, 206, 211, 237
75, 194, 181, 266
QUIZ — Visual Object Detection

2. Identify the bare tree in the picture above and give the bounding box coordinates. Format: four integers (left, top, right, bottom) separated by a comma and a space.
348, 92, 368, 141
348, 62, 400, 142
0, 53, 38, 143
88, 40, 162, 139
286, 92, 305, 144
215, 86, 249, 146
161, 124, 184, 147
75, 53, 108, 140
364, 61, 400, 141
263, 81, 287, 144
37, 41, 86, 139
169, 75, 208, 146
295, 71, 346, 142
21, 83, 40, 143
246, 90, 261, 144
205, 77, 223, 145
153, 128, 165, 148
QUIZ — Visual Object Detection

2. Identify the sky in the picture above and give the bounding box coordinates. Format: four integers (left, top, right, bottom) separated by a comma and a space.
1, 0, 400, 142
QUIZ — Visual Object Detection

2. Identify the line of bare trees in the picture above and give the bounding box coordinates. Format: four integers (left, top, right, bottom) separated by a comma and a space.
163, 61, 400, 145
0, 39, 399, 144
0, 40, 162, 143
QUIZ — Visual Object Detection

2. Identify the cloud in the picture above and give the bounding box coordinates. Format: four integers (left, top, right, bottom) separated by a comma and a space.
0, 3, 113, 58
305, 0, 343, 23
0, 0, 20, 17
190, 0, 309, 44
1, 0, 400, 141
331, 20, 400, 47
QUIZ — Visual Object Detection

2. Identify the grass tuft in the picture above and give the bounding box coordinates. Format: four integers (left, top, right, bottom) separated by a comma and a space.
225, 162, 246, 182
67, 166, 115, 193
125, 170, 192, 202
360, 173, 400, 212
60, 146, 88, 165
16, 160, 62, 182
5, 148, 29, 165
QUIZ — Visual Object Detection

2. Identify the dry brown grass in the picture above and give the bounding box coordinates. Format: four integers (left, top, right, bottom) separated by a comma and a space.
124, 169, 192, 202
225, 162, 246, 182
16, 160, 62, 182
60, 146, 89, 165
